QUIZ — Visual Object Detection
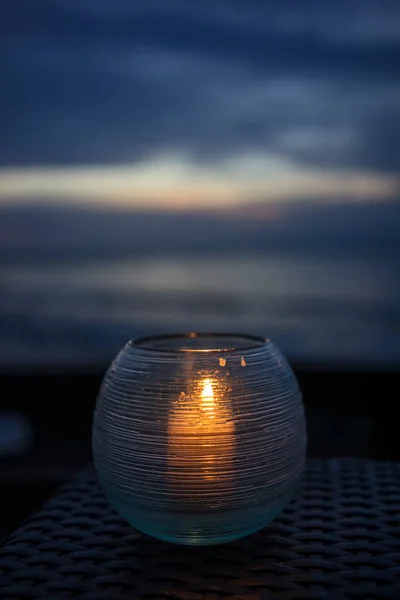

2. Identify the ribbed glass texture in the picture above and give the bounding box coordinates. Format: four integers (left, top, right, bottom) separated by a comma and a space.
93, 333, 306, 545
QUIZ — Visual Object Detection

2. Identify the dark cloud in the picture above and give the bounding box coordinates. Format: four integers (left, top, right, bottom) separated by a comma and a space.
0, 0, 399, 173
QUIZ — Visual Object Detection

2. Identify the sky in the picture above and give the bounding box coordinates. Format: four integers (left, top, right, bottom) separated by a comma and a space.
0, 0, 399, 209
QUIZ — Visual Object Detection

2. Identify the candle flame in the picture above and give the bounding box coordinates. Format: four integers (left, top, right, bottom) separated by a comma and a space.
201, 378, 215, 415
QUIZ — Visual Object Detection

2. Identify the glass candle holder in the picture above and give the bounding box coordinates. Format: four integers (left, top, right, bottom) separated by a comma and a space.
93, 333, 306, 545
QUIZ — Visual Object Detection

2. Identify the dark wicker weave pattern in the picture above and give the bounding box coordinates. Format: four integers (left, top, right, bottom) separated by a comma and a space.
1, 459, 399, 599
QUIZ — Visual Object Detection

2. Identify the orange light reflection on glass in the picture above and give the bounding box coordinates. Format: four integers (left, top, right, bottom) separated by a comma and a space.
168, 376, 235, 489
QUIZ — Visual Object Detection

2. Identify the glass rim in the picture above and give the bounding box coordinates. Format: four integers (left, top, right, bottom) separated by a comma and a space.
131, 333, 269, 354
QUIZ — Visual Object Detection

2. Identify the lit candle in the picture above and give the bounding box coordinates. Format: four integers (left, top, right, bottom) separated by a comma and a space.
94, 333, 307, 544
167, 376, 235, 493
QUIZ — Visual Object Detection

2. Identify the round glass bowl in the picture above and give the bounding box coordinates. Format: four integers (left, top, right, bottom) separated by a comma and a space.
92, 333, 306, 545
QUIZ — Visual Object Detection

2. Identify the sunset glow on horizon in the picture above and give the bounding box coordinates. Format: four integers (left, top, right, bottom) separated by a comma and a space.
0, 152, 398, 210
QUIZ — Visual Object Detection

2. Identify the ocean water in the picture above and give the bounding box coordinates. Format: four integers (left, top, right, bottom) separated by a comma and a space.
1, 253, 399, 368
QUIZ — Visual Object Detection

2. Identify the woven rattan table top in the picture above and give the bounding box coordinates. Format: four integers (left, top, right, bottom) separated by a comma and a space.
0, 458, 399, 599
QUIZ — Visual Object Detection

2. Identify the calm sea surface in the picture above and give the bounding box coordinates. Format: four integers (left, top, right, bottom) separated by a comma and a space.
1, 253, 399, 368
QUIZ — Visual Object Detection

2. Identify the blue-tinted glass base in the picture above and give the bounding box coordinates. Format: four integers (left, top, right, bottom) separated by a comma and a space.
104, 485, 293, 546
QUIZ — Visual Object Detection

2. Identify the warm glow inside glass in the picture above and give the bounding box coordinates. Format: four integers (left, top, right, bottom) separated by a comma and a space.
93, 333, 307, 545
